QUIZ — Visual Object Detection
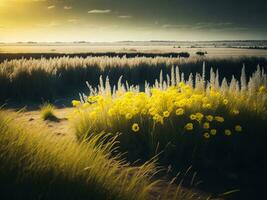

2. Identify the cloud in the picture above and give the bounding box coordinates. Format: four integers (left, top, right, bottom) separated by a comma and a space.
64, 6, 72, 10
161, 24, 189, 29
88, 9, 111, 14
68, 19, 78, 23
36, 21, 59, 28
118, 15, 132, 19
194, 22, 233, 29
162, 22, 236, 31
47, 5, 55, 9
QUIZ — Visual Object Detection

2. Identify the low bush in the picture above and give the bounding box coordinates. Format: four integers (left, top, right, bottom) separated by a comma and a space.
40, 103, 57, 121
196, 51, 207, 56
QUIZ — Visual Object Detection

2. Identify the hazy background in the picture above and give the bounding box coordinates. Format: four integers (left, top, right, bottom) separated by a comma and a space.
0, 0, 267, 42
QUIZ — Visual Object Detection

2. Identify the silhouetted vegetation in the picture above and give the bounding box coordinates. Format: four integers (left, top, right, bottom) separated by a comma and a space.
0, 52, 190, 63
40, 103, 58, 121
0, 55, 266, 102
196, 51, 208, 56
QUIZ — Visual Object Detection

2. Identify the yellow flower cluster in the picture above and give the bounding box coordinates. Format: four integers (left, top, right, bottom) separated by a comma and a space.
72, 100, 81, 107
71, 82, 249, 140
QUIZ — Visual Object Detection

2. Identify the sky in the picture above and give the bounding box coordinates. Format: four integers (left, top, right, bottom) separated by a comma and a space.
0, 0, 266, 42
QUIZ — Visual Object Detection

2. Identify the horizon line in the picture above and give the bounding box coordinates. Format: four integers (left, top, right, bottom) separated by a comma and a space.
1, 39, 267, 44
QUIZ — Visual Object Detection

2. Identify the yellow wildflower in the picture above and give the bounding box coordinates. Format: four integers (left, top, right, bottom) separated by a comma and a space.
175, 101, 185, 107
232, 109, 240, 115
203, 103, 212, 109
149, 108, 157, 116
206, 115, 214, 122
203, 132, 210, 139
132, 123, 140, 132
178, 82, 185, 88
206, 104, 212, 109
196, 112, 204, 121
235, 125, 242, 132
203, 122, 210, 129
175, 108, 184, 116
89, 111, 97, 119
190, 114, 196, 120
185, 123, 194, 131
210, 129, 217, 135
215, 116, 224, 123
125, 113, 133, 120
153, 114, 164, 124
132, 107, 138, 115
88, 96, 96, 103
223, 99, 229, 105
72, 100, 81, 107
96, 95, 104, 103
108, 108, 115, 116
224, 129, 232, 136
163, 111, 170, 118
141, 109, 147, 115
82, 102, 90, 109
202, 97, 209, 103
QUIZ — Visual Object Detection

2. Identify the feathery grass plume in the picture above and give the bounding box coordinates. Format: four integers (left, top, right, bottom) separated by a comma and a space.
241, 64, 247, 93
40, 102, 57, 121
1, 56, 266, 101
202, 61, 206, 91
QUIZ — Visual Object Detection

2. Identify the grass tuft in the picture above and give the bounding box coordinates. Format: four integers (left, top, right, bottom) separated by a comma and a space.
40, 103, 57, 121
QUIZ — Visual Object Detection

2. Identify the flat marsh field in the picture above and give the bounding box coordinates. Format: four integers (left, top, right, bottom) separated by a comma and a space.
0, 43, 267, 200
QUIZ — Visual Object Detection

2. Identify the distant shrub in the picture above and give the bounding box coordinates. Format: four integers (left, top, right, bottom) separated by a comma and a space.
196, 51, 207, 56
40, 103, 57, 121
178, 52, 190, 58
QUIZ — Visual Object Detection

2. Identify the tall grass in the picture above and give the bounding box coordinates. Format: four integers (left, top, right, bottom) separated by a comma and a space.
40, 103, 57, 120
0, 110, 168, 200
0, 56, 266, 101
0, 110, 213, 200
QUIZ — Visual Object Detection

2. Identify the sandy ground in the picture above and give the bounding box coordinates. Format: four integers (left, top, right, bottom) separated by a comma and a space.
10, 107, 75, 140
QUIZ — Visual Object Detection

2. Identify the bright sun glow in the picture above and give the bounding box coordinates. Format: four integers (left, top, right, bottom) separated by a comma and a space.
0, 0, 13, 7
0, 0, 266, 42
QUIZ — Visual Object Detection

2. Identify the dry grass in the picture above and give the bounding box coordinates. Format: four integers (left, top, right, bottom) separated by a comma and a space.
40, 103, 57, 121
0, 56, 266, 101
0, 109, 214, 200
